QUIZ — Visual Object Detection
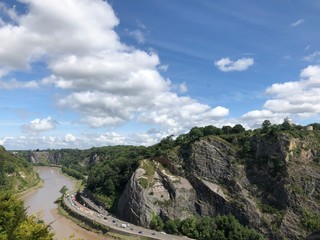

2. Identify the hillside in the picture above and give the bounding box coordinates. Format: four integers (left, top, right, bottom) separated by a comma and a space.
0, 146, 39, 192
0, 146, 54, 239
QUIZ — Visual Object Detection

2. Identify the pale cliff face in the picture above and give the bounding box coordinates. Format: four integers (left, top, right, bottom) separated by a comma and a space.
117, 160, 197, 226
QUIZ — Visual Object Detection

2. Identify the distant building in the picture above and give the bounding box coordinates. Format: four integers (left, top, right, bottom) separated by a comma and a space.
284, 117, 292, 125
306, 125, 314, 131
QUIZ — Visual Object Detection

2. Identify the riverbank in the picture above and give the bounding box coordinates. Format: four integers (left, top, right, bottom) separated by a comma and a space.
17, 172, 44, 200
52, 207, 112, 240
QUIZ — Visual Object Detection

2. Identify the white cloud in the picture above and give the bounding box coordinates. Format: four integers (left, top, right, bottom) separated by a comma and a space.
0, 0, 122, 72
214, 57, 254, 72
241, 65, 320, 127
22, 116, 57, 134
0, 0, 231, 147
129, 30, 145, 44
64, 133, 76, 143
291, 18, 304, 27
138, 93, 229, 129
179, 82, 188, 93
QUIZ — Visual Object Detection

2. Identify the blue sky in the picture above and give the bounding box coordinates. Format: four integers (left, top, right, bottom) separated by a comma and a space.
1, 0, 320, 150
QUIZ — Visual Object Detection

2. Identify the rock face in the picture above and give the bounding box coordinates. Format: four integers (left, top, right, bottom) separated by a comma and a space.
118, 160, 197, 226
118, 133, 320, 240
29, 151, 62, 164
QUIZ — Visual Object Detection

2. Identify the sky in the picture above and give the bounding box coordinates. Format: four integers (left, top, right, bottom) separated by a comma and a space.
1, 0, 320, 150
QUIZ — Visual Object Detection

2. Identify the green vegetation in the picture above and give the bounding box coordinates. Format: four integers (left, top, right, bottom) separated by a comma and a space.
138, 178, 149, 189
0, 190, 54, 240
149, 214, 265, 240
0, 146, 39, 192
300, 209, 320, 232
85, 146, 147, 211
59, 185, 69, 196
149, 214, 164, 231
61, 166, 84, 180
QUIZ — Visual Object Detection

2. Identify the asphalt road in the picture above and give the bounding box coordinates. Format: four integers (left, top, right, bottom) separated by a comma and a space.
64, 194, 192, 240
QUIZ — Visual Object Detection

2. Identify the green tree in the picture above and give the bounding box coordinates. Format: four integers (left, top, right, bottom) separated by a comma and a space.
0, 190, 54, 240
232, 124, 246, 134
59, 185, 69, 196
261, 120, 271, 133
150, 214, 164, 231
203, 125, 222, 136
222, 125, 233, 134
180, 216, 199, 238
189, 127, 204, 141
164, 219, 181, 235
281, 121, 291, 131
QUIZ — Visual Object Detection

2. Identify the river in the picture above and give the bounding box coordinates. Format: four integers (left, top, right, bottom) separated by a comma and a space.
22, 167, 110, 240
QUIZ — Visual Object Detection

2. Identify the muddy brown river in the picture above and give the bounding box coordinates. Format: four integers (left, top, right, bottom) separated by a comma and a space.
23, 167, 110, 240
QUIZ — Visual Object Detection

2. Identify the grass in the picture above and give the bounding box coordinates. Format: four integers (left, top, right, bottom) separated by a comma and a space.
139, 178, 149, 189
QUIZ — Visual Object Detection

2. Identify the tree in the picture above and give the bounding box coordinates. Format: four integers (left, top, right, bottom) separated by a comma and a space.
189, 127, 204, 141
232, 124, 245, 134
281, 121, 291, 131
59, 185, 69, 196
164, 219, 181, 235
0, 190, 54, 239
203, 125, 222, 136
222, 126, 233, 134
180, 216, 199, 238
150, 214, 164, 231
261, 120, 271, 133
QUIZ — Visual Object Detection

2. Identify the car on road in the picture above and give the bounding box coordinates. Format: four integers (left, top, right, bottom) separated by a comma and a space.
138, 231, 143, 234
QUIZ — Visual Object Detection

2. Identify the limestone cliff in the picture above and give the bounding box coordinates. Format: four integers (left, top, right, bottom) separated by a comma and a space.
118, 132, 320, 240
118, 160, 197, 226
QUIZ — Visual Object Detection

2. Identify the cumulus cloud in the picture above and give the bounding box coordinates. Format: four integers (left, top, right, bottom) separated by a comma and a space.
241, 110, 286, 128
241, 65, 320, 127
0, 0, 122, 72
21, 116, 57, 134
291, 18, 304, 27
138, 93, 229, 128
64, 133, 76, 143
214, 57, 254, 72
0, 0, 229, 133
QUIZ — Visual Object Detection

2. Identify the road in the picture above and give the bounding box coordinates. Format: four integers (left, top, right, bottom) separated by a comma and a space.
63, 193, 192, 240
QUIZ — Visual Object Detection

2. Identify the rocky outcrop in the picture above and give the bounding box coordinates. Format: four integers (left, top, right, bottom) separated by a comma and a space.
118, 160, 197, 226
118, 133, 320, 239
